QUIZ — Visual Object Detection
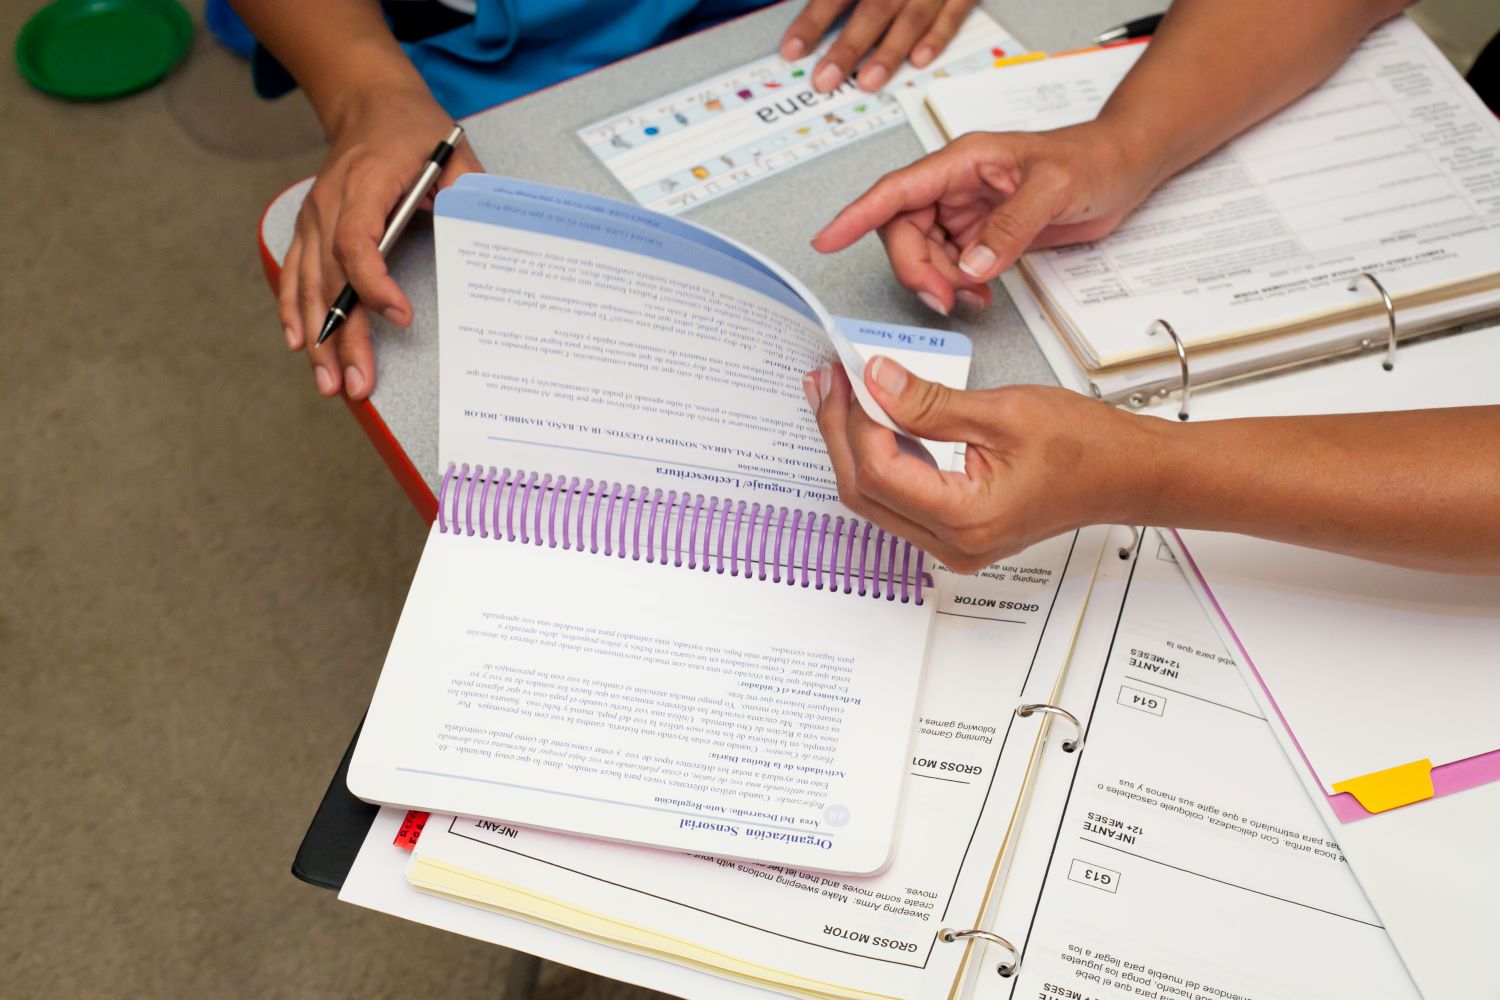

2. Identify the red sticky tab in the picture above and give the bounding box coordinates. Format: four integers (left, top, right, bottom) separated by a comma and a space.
393, 810, 430, 851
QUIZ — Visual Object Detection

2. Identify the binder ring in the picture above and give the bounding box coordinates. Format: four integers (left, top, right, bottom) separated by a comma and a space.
1015, 703, 1083, 753
938, 928, 1019, 978
1146, 319, 1190, 420
1347, 271, 1397, 371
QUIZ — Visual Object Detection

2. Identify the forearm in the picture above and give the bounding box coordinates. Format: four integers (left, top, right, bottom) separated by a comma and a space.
1097, 0, 1414, 187
1132, 408, 1500, 573
229, 0, 432, 135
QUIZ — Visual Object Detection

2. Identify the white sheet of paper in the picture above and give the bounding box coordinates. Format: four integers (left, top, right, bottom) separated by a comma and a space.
579, 12, 1024, 214
349, 526, 934, 874
973, 536, 1418, 1000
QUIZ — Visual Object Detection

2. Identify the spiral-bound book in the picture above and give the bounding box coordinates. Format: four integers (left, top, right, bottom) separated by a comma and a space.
348, 178, 978, 875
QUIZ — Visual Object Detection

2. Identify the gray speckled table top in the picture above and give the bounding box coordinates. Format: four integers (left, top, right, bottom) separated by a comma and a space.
260, 0, 1158, 493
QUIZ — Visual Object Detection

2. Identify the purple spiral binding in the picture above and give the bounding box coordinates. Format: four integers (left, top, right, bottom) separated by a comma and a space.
900, 544, 912, 603
617, 486, 630, 559
603, 484, 619, 556
844, 520, 857, 595
660, 492, 674, 567
437, 464, 455, 533
688, 495, 703, 570
744, 503, 760, 579
463, 467, 479, 536
729, 502, 745, 578
560, 477, 576, 550
436, 464, 927, 604
631, 485, 646, 561
714, 499, 729, 575
534, 474, 550, 546
757, 504, 771, 581
477, 467, 494, 539
645, 490, 660, 564
545, 475, 560, 548
452, 464, 468, 535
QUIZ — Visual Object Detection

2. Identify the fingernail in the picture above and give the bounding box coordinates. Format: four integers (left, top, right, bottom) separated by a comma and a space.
818, 362, 833, 398
782, 37, 806, 60
869, 356, 907, 397
917, 291, 948, 316
315, 366, 337, 396
803, 373, 822, 413
911, 45, 934, 67
956, 290, 987, 311
344, 366, 364, 397
857, 63, 889, 91
959, 245, 998, 279
813, 63, 843, 93
381, 307, 404, 326
283, 325, 298, 350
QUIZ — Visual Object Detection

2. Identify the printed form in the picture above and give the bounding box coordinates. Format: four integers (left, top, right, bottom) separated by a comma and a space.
977, 534, 1416, 1000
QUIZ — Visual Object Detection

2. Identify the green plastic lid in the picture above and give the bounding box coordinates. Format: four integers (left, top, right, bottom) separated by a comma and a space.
16, 0, 193, 101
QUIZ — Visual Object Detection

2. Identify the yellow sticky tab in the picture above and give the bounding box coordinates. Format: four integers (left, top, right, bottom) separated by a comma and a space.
1332, 759, 1434, 813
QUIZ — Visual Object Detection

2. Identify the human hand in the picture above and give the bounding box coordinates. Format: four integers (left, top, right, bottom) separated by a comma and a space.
804, 357, 1159, 572
811, 125, 1160, 315
279, 86, 482, 400
780, 0, 978, 93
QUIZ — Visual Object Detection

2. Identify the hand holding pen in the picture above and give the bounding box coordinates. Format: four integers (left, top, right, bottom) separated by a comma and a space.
316, 124, 465, 347
278, 89, 480, 401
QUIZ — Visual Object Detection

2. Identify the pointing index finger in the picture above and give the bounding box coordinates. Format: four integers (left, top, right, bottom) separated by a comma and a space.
811, 148, 965, 252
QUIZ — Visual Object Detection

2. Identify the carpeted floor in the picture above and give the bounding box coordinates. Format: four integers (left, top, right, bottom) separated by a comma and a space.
0, 6, 663, 999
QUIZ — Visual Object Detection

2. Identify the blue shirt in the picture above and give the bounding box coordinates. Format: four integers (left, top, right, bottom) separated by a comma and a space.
404, 0, 773, 118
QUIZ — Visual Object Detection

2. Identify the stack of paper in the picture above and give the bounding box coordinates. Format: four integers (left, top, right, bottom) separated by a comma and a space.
923, 18, 1500, 404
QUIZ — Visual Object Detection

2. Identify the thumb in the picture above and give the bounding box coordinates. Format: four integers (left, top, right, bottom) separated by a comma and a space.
865, 356, 986, 443
956, 177, 1061, 282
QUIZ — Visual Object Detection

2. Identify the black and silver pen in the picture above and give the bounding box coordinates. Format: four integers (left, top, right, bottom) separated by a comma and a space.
1094, 13, 1164, 45
315, 123, 465, 347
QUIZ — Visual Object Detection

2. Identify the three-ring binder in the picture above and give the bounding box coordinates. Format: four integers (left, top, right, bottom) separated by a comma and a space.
1111, 270, 1414, 412
1348, 271, 1398, 371
436, 462, 932, 604
937, 696, 1088, 979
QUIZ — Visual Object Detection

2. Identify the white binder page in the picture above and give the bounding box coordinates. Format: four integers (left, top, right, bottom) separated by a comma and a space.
974, 537, 1417, 1000
1172, 531, 1500, 792
1155, 324, 1500, 791
350, 527, 934, 875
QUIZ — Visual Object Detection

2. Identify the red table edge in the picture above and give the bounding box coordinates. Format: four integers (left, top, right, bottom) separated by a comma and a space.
254, 2, 788, 526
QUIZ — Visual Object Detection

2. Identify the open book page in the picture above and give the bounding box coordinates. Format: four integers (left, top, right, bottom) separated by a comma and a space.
976, 533, 1416, 1000
399, 529, 1108, 999
926, 17, 1500, 369
349, 524, 934, 875
435, 180, 959, 472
